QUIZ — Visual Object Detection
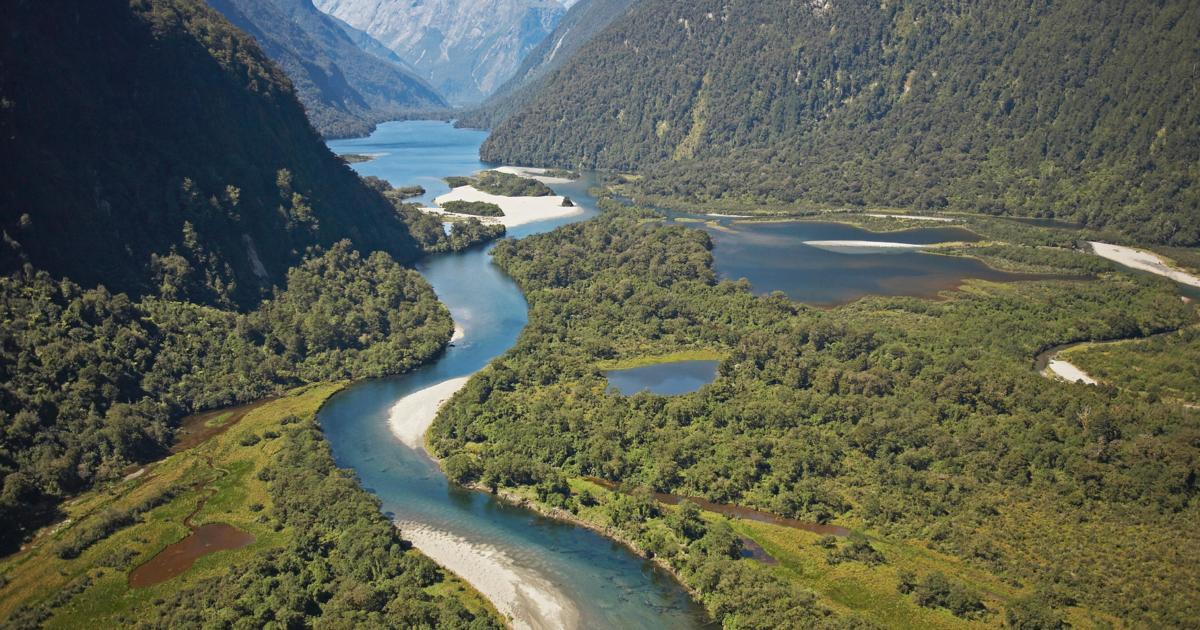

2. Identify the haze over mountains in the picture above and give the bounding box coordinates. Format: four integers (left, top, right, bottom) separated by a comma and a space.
315, 0, 566, 104
208, 0, 446, 138
484, 0, 1200, 246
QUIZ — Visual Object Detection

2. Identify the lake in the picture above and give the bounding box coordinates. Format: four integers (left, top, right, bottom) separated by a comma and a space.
688, 218, 1062, 305
328, 120, 488, 204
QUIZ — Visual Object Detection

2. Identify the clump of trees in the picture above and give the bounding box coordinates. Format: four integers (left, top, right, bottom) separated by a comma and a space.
441, 201, 505, 217
443, 171, 554, 197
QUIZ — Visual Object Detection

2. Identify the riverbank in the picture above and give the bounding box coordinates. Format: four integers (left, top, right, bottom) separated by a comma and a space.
425, 186, 583, 228
396, 519, 580, 630
478, 483, 708, 605
1045, 357, 1098, 384
1089, 241, 1200, 288
388, 376, 471, 450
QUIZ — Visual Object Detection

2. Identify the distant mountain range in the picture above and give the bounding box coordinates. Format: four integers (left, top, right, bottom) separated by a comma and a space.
208, 0, 446, 138
460, 0, 638, 129
483, 0, 1200, 246
314, 0, 565, 105
0, 0, 421, 306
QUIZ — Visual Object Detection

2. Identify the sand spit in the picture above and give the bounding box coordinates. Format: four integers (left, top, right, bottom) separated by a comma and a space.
1089, 242, 1200, 288
397, 521, 581, 630
804, 240, 929, 252
1045, 358, 1098, 385
865, 213, 956, 222
493, 165, 576, 184
427, 186, 583, 228
387, 377, 472, 450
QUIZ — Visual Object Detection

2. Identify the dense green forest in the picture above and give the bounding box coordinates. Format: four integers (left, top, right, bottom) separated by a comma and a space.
482, 0, 1200, 246
0, 242, 451, 552
0, 0, 422, 308
207, 0, 447, 138
431, 203, 1200, 626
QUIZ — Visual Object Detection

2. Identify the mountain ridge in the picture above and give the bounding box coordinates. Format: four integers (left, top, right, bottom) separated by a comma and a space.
482, 0, 1200, 245
315, 0, 565, 104
207, 0, 447, 138
459, 0, 639, 129
0, 0, 422, 307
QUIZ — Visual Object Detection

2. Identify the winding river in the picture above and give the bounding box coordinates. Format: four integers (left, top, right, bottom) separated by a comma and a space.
322, 121, 1112, 627
322, 121, 711, 629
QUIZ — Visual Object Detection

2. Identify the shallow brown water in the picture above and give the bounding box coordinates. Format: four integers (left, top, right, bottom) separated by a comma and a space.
738, 537, 779, 564
586, 477, 850, 537
127, 523, 254, 588
172, 398, 274, 453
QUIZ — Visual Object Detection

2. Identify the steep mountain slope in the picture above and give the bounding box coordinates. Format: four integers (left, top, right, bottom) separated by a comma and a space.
314, 0, 564, 104
327, 11, 418, 72
459, 0, 638, 129
483, 0, 1200, 245
0, 0, 421, 307
208, 0, 446, 138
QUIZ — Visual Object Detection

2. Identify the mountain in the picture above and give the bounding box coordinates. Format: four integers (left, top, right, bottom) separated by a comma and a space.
207, 0, 446, 138
327, 11, 417, 71
314, 0, 565, 105
0, 0, 421, 308
482, 0, 1200, 246
459, 0, 638, 129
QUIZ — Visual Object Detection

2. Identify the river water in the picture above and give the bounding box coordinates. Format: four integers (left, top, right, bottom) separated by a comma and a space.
323, 121, 711, 629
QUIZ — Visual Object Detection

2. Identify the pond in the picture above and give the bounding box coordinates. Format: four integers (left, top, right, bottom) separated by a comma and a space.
605, 360, 720, 396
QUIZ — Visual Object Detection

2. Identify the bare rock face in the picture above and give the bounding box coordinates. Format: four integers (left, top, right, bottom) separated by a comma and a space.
315, 0, 565, 104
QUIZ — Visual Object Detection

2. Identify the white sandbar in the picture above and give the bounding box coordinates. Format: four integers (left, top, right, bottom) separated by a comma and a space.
866, 213, 956, 222
1089, 242, 1200, 288
387, 377, 471, 450
427, 186, 583, 228
1045, 358, 1098, 385
397, 521, 581, 630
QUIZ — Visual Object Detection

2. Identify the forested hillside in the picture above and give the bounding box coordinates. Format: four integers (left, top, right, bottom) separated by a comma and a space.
459, 0, 638, 129
0, 0, 421, 308
208, 0, 446, 138
0, 243, 451, 552
483, 0, 1200, 245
